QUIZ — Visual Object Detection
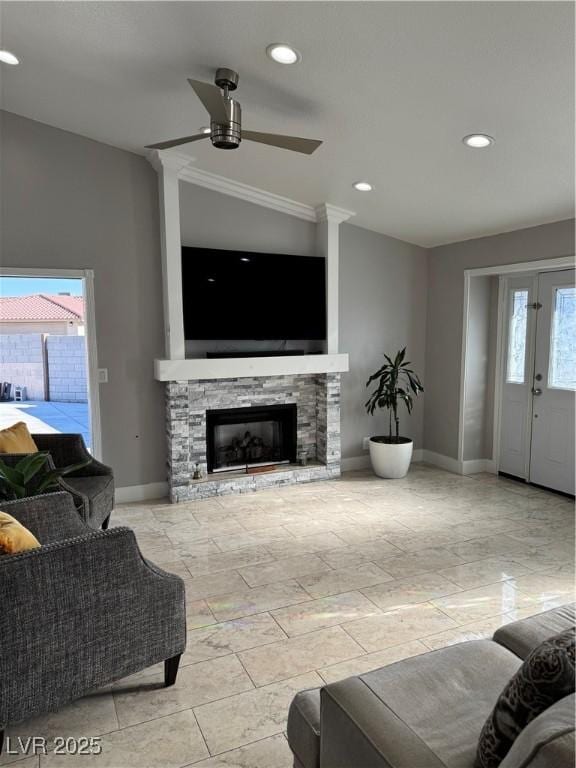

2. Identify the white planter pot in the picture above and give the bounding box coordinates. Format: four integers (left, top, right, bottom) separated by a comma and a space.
369, 437, 413, 479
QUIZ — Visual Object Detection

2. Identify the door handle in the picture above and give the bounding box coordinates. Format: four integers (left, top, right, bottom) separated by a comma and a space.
532, 387, 543, 396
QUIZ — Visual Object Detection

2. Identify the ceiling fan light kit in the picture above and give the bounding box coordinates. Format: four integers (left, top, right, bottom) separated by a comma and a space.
146, 68, 322, 155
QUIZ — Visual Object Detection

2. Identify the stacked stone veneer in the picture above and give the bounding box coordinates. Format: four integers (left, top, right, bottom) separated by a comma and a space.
166, 373, 341, 502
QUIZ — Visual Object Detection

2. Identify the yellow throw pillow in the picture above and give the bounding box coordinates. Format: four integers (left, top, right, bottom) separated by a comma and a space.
0, 512, 41, 554
0, 422, 38, 453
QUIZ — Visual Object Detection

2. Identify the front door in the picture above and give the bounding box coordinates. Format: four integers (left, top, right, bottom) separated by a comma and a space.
529, 269, 575, 495
499, 268, 575, 494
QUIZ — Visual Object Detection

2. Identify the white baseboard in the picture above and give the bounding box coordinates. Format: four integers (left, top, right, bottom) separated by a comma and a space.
114, 454, 497, 501
341, 448, 424, 473
420, 450, 497, 476
461, 459, 497, 475
115, 482, 168, 504
420, 450, 462, 474
341, 455, 371, 471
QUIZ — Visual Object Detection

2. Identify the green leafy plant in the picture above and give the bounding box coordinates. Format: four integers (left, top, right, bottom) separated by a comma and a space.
365, 347, 424, 443
0, 452, 90, 501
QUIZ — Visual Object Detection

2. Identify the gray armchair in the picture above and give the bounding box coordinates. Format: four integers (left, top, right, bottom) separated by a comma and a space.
0, 492, 186, 753
1, 433, 114, 529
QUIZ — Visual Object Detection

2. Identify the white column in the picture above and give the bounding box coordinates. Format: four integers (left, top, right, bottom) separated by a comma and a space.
315, 204, 355, 354
147, 150, 192, 360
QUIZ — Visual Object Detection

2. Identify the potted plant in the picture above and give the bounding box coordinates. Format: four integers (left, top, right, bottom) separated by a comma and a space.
365, 347, 423, 478
0, 452, 90, 501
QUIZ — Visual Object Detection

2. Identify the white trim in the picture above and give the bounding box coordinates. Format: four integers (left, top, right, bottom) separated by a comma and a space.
341, 455, 371, 472
164, 152, 357, 225
315, 203, 356, 225
0, 267, 89, 278
148, 150, 192, 359
314, 205, 354, 354
421, 450, 496, 475
458, 255, 575, 475
0, 266, 103, 460
179, 164, 318, 222
464, 256, 574, 278
115, 481, 168, 504
461, 459, 497, 475
83, 270, 103, 460
491, 277, 506, 473
421, 449, 463, 474
154, 353, 349, 382
457, 272, 471, 463
412, 449, 424, 463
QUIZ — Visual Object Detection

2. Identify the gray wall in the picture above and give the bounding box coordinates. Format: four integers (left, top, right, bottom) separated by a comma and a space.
462, 275, 499, 461
339, 224, 428, 459
180, 182, 316, 255
1, 111, 165, 488
425, 220, 575, 459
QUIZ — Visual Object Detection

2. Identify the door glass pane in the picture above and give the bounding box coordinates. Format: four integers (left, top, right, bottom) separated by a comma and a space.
549, 286, 576, 390
506, 289, 528, 384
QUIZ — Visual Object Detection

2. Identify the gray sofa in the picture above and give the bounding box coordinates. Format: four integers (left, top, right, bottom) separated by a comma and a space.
1, 433, 114, 529
288, 604, 575, 768
0, 492, 186, 754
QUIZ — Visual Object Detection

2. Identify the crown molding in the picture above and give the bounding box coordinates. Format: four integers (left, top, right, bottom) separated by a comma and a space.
149, 150, 357, 224
315, 203, 356, 225
146, 149, 195, 174
178, 164, 318, 222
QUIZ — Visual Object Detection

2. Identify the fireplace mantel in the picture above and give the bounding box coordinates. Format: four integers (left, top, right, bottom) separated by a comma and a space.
154, 353, 349, 382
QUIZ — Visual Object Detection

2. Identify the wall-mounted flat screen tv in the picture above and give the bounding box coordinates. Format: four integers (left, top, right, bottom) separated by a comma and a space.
182, 247, 326, 340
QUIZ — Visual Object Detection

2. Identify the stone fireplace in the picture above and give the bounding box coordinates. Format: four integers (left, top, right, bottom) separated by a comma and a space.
165, 372, 341, 502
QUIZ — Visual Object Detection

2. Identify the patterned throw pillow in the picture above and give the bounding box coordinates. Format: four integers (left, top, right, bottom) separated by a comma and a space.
476, 629, 575, 768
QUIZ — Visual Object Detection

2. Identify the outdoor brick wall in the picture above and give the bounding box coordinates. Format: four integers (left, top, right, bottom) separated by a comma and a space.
165, 373, 341, 502
46, 335, 88, 402
0, 334, 46, 400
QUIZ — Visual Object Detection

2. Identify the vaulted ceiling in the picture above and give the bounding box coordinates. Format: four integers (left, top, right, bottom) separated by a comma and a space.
1, 1, 574, 246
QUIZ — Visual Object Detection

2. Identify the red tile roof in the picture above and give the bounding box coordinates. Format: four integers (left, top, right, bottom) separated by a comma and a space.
0, 294, 84, 321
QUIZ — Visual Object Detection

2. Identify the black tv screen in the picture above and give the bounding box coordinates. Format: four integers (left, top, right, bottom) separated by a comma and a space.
182, 247, 326, 340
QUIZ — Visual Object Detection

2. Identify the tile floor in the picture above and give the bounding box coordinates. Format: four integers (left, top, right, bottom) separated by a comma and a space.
2, 464, 574, 768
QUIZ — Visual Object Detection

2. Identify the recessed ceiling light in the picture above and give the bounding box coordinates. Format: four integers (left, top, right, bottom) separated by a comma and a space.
462, 134, 494, 148
353, 181, 373, 192
0, 50, 19, 66
266, 44, 301, 65
199, 126, 211, 135
207, 277, 216, 283
240, 257, 250, 262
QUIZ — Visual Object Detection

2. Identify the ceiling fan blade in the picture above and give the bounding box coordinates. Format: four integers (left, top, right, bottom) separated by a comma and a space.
188, 78, 229, 123
242, 130, 322, 155
145, 133, 210, 150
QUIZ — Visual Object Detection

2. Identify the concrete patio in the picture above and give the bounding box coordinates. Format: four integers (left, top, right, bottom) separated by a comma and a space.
0, 400, 91, 450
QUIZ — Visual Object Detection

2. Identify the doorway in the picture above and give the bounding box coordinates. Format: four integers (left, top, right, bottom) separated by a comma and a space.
499, 268, 575, 495
0, 268, 101, 458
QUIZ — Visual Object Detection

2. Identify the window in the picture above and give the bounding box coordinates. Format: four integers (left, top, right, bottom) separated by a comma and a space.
549, 286, 576, 390
506, 289, 528, 384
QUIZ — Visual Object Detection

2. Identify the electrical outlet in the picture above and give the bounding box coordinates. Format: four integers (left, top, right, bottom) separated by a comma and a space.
97, 368, 108, 384
362, 437, 371, 450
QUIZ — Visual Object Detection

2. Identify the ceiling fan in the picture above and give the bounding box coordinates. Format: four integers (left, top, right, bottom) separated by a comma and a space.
146, 68, 322, 155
